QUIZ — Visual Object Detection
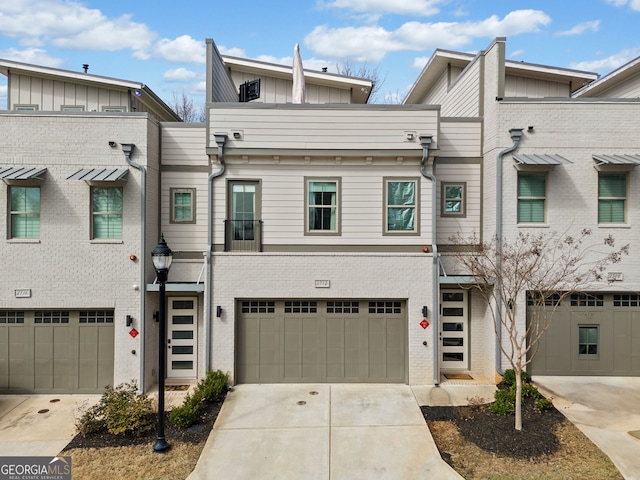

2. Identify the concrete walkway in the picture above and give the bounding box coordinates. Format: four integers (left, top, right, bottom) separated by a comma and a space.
0, 394, 99, 456
187, 383, 496, 480
534, 376, 640, 480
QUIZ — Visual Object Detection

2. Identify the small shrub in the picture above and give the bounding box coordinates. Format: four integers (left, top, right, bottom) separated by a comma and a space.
501, 369, 531, 386
169, 393, 201, 428
194, 370, 230, 402
534, 397, 554, 411
466, 395, 487, 407
522, 382, 543, 399
490, 387, 515, 415
76, 381, 154, 436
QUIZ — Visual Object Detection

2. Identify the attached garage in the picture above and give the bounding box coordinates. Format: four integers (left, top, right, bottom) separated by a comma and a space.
0, 310, 114, 393
529, 293, 640, 376
236, 299, 407, 383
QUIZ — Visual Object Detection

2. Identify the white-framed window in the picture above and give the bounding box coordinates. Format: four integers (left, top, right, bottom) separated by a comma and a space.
578, 325, 599, 357
385, 178, 418, 234
441, 182, 466, 217
14, 104, 38, 111
91, 187, 123, 239
518, 173, 546, 223
170, 188, 196, 223
306, 178, 340, 235
598, 173, 626, 223
61, 105, 85, 112
9, 186, 40, 238
102, 106, 127, 113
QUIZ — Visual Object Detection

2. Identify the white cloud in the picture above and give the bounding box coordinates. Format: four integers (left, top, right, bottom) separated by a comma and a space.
163, 67, 197, 82
140, 35, 206, 63
606, 0, 640, 10
318, 0, 445, 16
218, 46, 247, 57
509, 49, 526, 59
306, 10, 551, 62
0, 47, 64, 67
556, 20, 600, 36
571, 48, 640, 73
0, 0, 155, 52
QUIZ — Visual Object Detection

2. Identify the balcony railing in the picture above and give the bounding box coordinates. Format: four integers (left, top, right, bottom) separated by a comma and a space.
224, 220, 263, 252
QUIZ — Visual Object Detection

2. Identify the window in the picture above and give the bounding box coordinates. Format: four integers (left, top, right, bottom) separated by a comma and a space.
518, 173, 545, 223
441, 182, 466, 217
171, 188, 195, 223
102, 107, 126, 113
61, 105, 85, 112
578, 326, 598, 356
598, 174, 626, 223
306, 178, 340, 234
9, 186, 40, 238
385, 178, 418, 233
92, 187, 123, 239
14, 105, 37, 111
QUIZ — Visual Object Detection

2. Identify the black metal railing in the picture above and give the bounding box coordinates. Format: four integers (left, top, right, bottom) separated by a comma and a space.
224, 220, 263, 252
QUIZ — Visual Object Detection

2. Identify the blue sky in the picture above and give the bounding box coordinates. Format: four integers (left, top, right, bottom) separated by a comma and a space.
1, 0, 640, 106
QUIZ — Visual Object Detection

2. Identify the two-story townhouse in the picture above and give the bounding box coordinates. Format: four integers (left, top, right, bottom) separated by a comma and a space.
0, 59, 180, 394
158, 38, 487, 386
406, 37, 640, 379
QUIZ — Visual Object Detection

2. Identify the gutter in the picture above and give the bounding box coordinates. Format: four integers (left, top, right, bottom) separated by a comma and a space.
419, 135, 440, 385
495, 128, 523, 375
121, 143, 147, 393
205, 134, 228, 373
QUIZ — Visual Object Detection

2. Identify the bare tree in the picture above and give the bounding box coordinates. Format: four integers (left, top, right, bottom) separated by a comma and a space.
170, 90, 206, 122
336, 61, 385, 104
450, 229, 628, 431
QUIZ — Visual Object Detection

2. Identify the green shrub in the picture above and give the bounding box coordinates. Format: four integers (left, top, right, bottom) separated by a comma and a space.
490, 387, 515, 415
534, 397, 554, 411
168, 370, 229, 429
501, 369, 531, 386
522, 382, 543, 399
194, 369, 229, 402
76, 381, 154, 436
169, 393, 201, 428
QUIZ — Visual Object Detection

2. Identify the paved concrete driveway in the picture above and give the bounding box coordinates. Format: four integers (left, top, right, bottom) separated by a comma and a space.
534, 376, 640, 480
0, 394, 99, 456
188, 384, 471, 480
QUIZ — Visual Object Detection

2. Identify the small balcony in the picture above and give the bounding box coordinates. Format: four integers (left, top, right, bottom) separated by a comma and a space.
224, 220, 263, 252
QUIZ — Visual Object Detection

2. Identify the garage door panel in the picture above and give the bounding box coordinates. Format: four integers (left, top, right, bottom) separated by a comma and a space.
0, 310, 114, 394
237, 300, 406, 384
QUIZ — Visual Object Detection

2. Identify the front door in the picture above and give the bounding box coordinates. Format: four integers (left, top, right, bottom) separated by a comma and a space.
167, 298, 197, 379
441, 289, 469, 371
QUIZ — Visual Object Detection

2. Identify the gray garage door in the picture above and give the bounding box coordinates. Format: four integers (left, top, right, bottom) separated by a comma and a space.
529, 293, 640, 376
236, 299, 407, 383
0, 310, 114, 393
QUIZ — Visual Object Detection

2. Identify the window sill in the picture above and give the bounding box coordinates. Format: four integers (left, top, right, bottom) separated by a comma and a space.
517, 223, 549, 228
90, 239, 124, 244
7, 238, 41, 244
598, 223, 629, 228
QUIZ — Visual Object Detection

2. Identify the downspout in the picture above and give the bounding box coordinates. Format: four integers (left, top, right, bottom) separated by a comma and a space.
419, 135, 440, 385
495, 128, 523, 375
205, 134, 228, 372
121, 143, 147, 393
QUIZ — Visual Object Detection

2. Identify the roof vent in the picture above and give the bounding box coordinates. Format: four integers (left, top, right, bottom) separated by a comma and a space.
82, 64, 89, 73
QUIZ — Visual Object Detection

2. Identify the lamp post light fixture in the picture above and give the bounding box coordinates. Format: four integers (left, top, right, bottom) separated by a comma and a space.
151, 234, 173, 453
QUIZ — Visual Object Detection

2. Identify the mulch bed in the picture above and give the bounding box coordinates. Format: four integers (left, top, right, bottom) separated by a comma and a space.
421, 396, 565, 459
63, 394, 226, 451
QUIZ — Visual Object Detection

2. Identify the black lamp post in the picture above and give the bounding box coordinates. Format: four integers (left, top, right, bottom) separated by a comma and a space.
151, 234, 173, 453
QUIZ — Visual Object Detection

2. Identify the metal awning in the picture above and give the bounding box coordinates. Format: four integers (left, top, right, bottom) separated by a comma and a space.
67, 168, 129, 182
0, 166, 47, 181
593, 154, 640, 166
147, 283, 205, 293
513, 154, 572, 165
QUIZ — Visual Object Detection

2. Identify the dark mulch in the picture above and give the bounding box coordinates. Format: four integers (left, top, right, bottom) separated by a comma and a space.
63, 393, 226, 451
421, 396, 565, 459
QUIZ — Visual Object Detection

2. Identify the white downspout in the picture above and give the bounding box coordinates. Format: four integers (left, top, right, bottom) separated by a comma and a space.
419, 135, 440, 385
495, 128, 523, 375
205, 134, 228, 373
121, 143, 147, 393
